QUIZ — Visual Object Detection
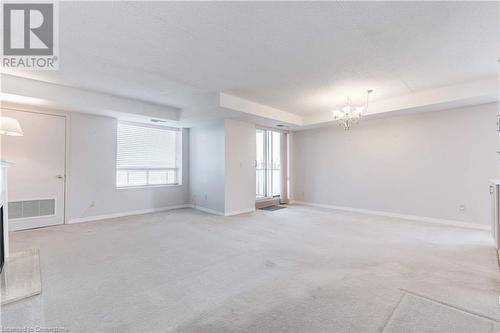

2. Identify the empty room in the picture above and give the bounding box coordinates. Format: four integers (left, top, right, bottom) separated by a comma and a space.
0, 1, 499, 332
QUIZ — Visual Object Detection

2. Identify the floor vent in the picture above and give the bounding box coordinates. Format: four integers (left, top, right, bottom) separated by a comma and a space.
259, 205, 287, 211
8, 199, 55, 219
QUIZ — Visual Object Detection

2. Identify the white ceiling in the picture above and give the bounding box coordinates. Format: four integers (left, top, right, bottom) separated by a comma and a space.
3, 1, 499, 123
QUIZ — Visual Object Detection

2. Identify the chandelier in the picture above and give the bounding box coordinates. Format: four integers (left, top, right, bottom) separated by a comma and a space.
332, 89, 373, 130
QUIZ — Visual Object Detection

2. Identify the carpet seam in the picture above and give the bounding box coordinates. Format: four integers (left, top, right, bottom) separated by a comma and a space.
380, 292, 406, 333
400, 288, 499, 323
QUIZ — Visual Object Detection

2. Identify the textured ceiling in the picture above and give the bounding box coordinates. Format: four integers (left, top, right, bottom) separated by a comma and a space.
11, 1, 499, 117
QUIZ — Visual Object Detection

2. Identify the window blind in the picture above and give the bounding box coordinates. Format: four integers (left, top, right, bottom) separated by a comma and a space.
116, 122, 180, 187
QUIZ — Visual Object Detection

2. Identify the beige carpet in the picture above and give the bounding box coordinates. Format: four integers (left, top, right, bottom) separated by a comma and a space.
1, 205, 498, 332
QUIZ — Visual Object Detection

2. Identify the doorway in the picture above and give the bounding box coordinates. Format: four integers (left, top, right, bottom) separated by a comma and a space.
256, 128, 281, 200
1, 109, 66, 230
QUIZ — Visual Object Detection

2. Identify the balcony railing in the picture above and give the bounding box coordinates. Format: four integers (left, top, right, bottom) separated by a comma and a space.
256, 167, 280, 198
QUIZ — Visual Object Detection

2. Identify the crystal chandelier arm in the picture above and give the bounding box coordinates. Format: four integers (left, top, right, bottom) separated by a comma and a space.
332, 89, 373, 130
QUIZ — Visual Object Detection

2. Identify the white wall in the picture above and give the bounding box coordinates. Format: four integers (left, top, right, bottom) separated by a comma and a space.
69, 112, 189, 222
189, 120, 226, 214
189, 118, 256, 215
224, 119, 256, 215
291, 103, 498, 226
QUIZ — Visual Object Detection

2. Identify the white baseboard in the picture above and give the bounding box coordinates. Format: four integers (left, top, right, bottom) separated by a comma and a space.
69, 204, 255, 223
68, 204, 191, 224
224, 208, 255, 216
291, 201, 490, 231
188, 204, 225, 216
188, 204, 255, 217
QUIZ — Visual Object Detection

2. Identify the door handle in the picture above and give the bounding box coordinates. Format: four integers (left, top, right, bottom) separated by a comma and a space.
56, 174, 64, 179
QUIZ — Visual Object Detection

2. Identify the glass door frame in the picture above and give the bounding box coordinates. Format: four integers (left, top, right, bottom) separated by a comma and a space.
256, 127, 282, 201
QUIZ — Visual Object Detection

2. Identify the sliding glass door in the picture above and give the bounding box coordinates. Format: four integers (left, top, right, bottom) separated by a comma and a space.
256, 129, 281, 199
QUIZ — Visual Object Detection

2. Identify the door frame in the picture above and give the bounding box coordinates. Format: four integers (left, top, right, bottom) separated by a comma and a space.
255, 126, 289, 205
256, 127, 277, 200
1, 106, 71, 226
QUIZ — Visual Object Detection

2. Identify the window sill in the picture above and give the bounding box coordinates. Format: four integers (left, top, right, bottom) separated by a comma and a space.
116, 184, 182, 191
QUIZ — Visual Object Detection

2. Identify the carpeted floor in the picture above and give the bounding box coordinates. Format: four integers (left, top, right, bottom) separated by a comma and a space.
1, 205, 499, 332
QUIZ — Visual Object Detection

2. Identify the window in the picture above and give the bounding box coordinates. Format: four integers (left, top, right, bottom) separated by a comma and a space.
116, 122, 181, 188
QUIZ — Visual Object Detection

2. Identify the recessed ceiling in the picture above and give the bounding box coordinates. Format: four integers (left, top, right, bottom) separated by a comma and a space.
4, 1, 498, 120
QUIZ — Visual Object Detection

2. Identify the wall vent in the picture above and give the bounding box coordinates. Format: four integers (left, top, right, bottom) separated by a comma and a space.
8, 199, 55, 219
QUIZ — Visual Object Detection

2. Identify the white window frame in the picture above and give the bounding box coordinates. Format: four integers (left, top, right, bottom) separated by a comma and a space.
116, 121, 182, 189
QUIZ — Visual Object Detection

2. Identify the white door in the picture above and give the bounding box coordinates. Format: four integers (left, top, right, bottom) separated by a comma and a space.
1, 110, 66, 230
